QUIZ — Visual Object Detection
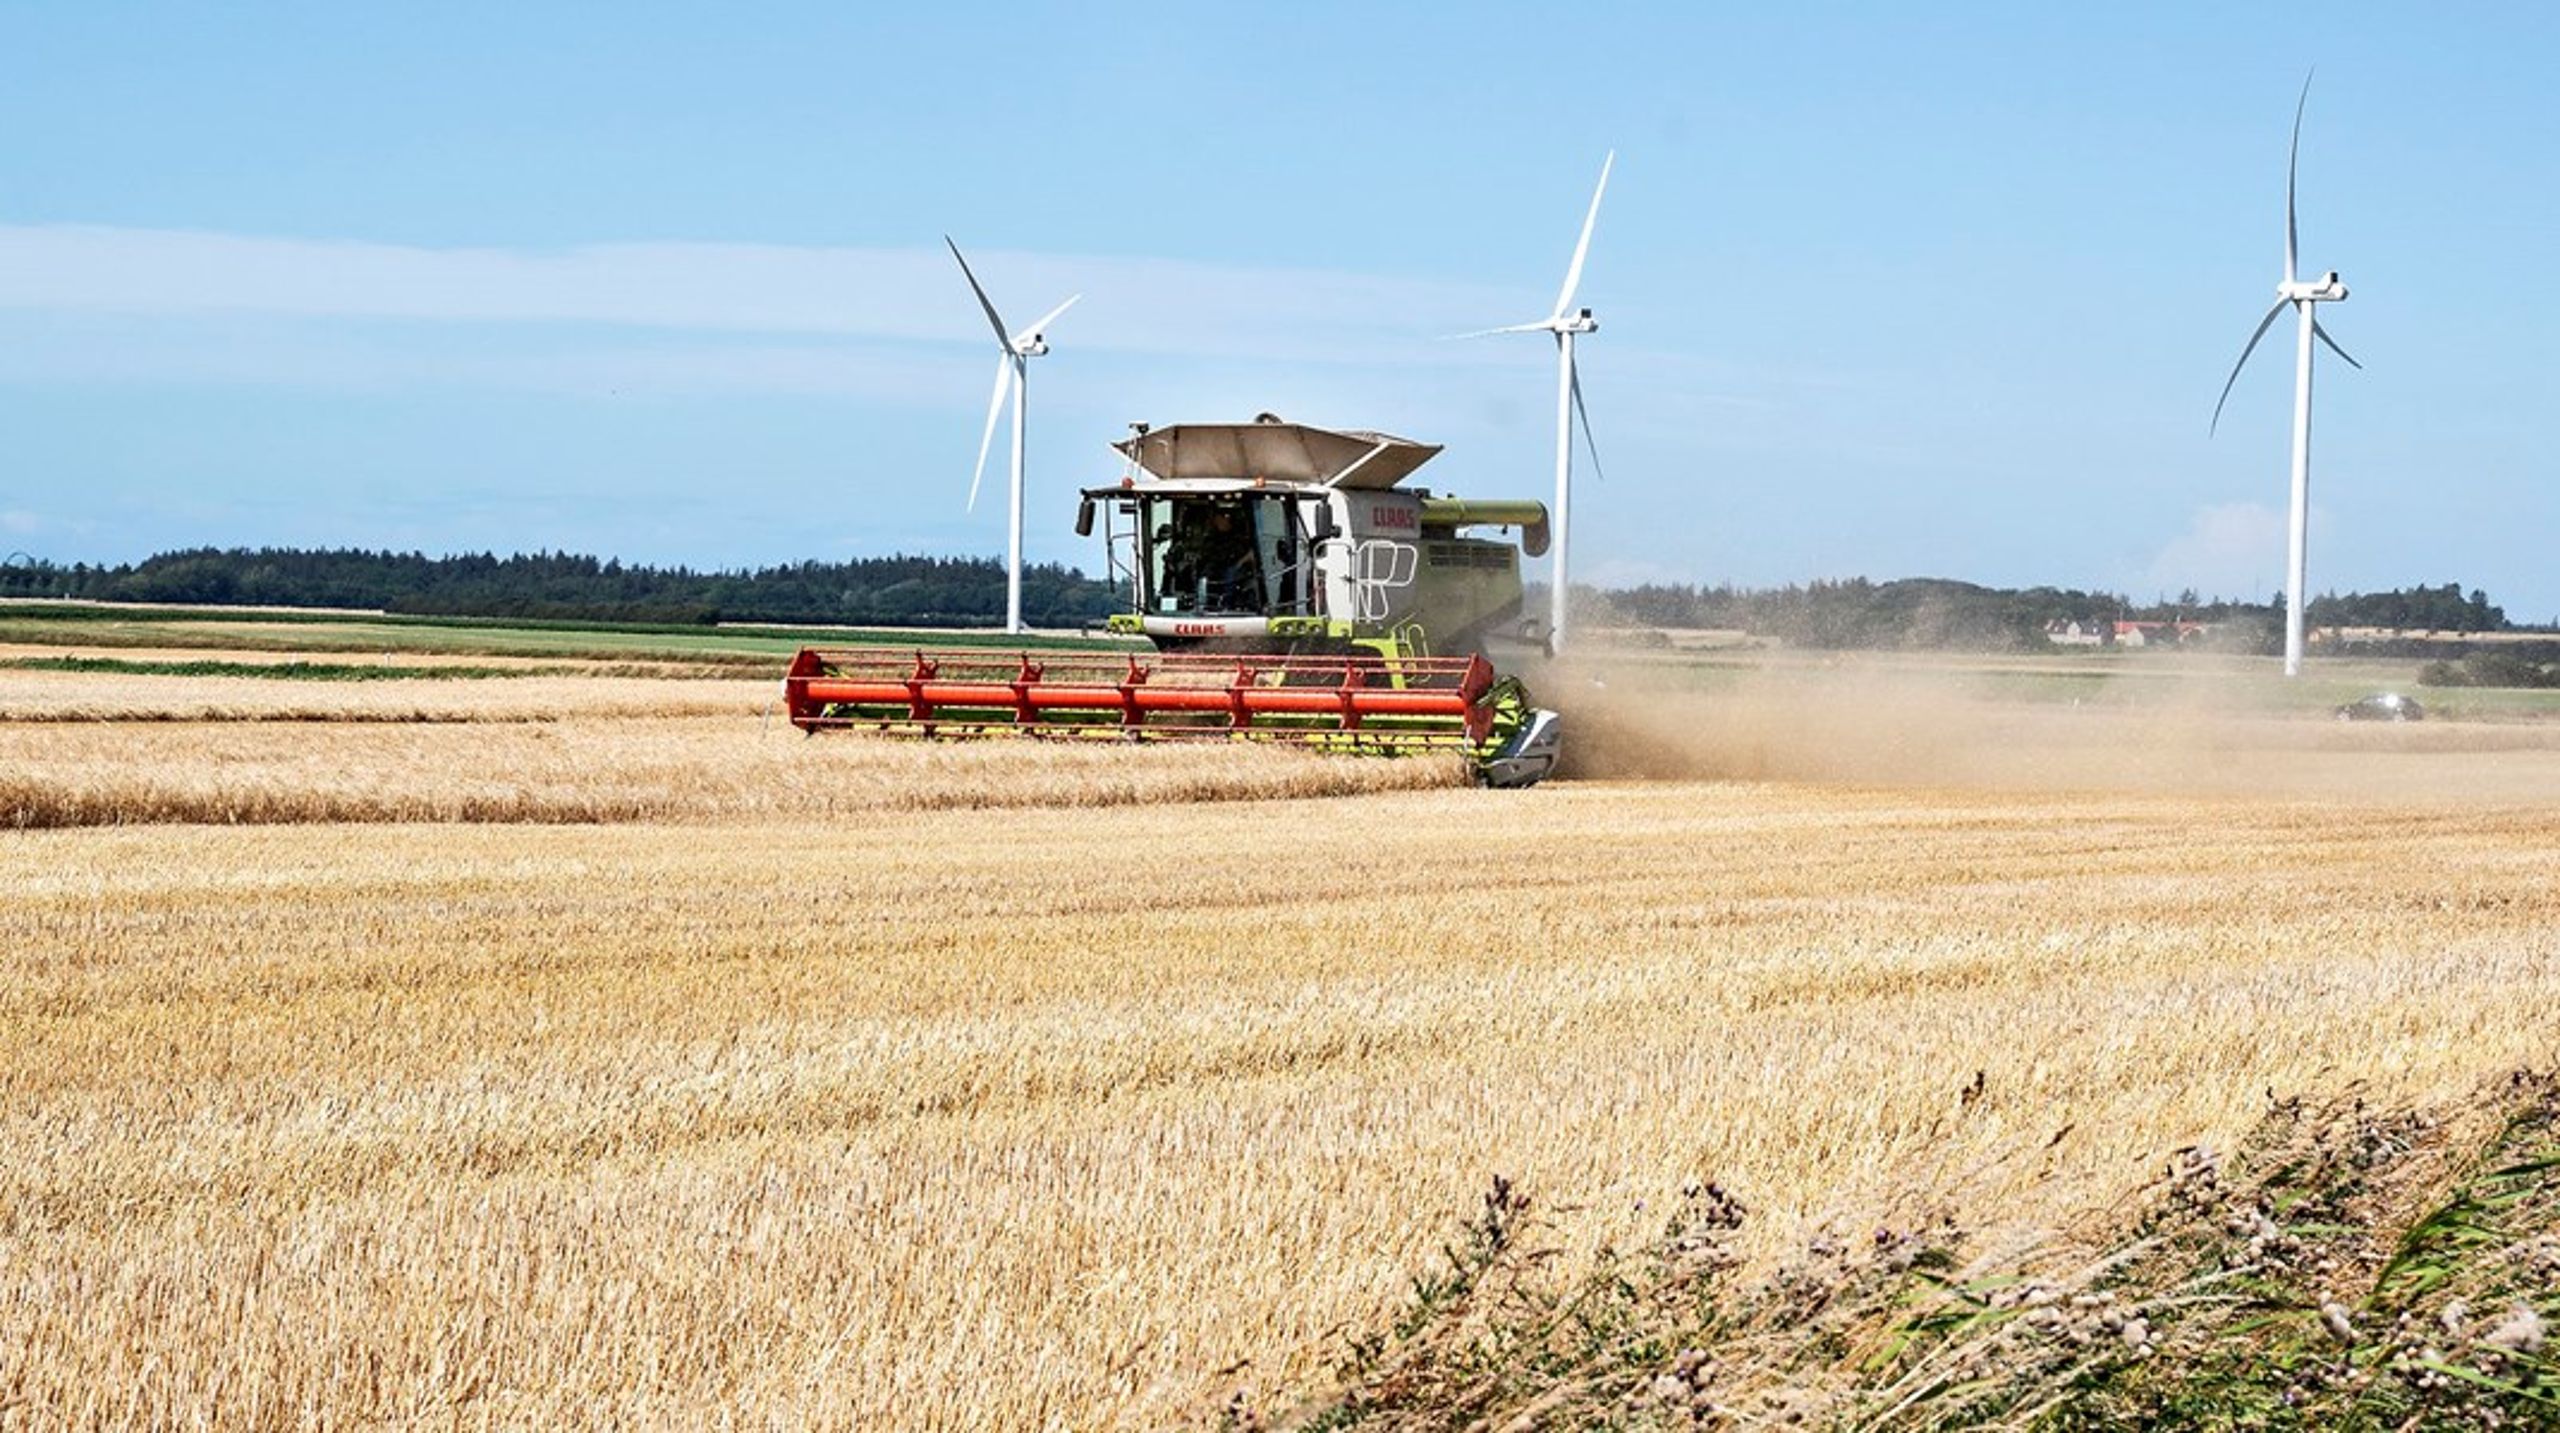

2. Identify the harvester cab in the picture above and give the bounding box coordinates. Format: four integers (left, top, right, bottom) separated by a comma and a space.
1082, 418, 1552, 662
786, 417, 1565, 788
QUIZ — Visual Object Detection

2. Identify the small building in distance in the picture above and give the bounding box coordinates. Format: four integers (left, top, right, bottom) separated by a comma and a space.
2043, 618, 2214, 648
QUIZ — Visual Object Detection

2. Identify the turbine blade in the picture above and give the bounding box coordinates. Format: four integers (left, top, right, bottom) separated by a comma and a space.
1569, 359, 1605, 484
2285, 72, 2311, 285
945, 236, 1014, 350
967, 355, 1014, 513
2312, 318, 2362, 370
2211, 299, 2293, 436
1550, 150, 1615, 321
1444, 321, 1554, 340
1013, 293, 1080, 349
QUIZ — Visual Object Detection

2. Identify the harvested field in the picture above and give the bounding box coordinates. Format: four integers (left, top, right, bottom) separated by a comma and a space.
2, 656, 2556, 1425
0, 716, 1461, 827
0, 668, 771, 723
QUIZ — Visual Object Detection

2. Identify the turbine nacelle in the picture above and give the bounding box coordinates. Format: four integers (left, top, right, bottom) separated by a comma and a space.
2279, 272, 2348, 303
1013, 334, 1052, 358
1556, 307, 1599, 335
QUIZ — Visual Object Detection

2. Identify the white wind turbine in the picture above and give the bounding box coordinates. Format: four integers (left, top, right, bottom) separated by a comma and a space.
947, 236, 1079, 635
1459, 151, 1614, 655
2210, 76, 2361, 678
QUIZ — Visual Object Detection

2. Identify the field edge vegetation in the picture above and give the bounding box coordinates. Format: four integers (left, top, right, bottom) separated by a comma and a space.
1229, 1072, 2560, 1430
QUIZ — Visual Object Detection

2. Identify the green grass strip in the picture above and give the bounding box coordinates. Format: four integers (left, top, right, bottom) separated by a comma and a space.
0, 656, 554, 681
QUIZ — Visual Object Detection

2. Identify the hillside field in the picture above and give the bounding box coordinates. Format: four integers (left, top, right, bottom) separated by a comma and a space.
2, 610, 2556, 1425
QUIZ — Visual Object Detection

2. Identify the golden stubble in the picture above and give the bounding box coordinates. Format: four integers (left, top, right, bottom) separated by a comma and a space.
5, 789, 2559, 1423
0, 714, 1464, 827
0, 670, 768, 723
1, 666, 2557, 1425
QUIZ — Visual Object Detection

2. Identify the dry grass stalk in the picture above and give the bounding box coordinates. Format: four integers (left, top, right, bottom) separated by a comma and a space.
1250, 1074, 2560, 1428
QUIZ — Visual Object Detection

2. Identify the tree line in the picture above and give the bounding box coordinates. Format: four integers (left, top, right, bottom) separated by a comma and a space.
0, 548, 1122, 627
1592, 578, 2263, 652
2303, 582, 2504, 633
1591, 577, 2519, 653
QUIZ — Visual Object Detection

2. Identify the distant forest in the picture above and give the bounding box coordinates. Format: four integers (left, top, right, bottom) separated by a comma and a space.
1597, 577, 2515, 653
0, 548, 1121, 627
0, 549, 2528, 650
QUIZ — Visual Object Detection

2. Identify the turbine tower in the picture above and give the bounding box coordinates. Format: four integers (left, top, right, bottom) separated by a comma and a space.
2211, 76, 2361, 678
947, 236, 1079, 635
1460, 151, 1614, 655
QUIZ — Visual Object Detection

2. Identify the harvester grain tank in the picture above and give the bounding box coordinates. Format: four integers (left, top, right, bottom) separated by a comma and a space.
785, 416, 1565, 787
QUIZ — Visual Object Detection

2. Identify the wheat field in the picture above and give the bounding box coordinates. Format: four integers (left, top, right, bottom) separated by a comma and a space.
3, 657, 2558, 1426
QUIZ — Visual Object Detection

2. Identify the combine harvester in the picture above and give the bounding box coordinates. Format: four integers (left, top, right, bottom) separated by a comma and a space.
785, 417, 1566, 787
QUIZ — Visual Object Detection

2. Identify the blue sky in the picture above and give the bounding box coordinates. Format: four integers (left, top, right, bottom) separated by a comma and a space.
4, 3, 2555, 615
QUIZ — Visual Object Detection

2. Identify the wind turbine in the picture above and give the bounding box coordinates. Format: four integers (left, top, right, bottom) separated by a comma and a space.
2210, 76, 2360, 678
1459, 151, 1614, 655
947, 236, 1078, 635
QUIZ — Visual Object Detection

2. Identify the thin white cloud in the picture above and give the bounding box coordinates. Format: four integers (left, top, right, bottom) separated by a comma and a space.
2140, 500, 2302, 601
0, 223, 1525, 365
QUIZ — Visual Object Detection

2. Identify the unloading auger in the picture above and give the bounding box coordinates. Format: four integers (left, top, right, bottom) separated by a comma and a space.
786, 416, 1565, 787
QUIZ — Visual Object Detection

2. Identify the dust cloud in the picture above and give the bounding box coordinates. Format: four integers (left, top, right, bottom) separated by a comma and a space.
1534, 656, 2560, 807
